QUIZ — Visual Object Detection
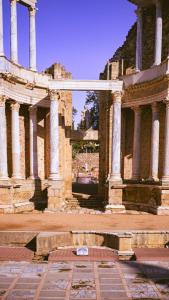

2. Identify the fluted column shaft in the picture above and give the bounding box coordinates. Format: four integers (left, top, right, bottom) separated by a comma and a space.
135, 7, 142, 71
29, 106, 38, 179
110, 92, 122, 183
49, 91, 60, 180
0, 97, 8, 180
10, 0, 18, 63
162, 100, 169, 184
29, 7, 36, 71
0, 0, 4, 56
132, 106, 141, 180
154, 0, 162, 65
11, 102, 21, 179
149, 103, 160, 181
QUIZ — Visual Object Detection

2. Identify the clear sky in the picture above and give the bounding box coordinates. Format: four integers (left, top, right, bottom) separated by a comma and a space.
3, 0, 136, 124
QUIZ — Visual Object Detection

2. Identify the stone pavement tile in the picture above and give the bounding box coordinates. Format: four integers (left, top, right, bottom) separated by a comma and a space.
42, 279, 69, 290
99, 273, 121, 278
6, 289, 35, 299
46, 273, 70, 279
0, 283, 11, 289
99, 278, 123, 284
73, 273, 94, 279
70, 289, 96, 299
14, 283, 39, 289
17, 277, 41, 283
39, 290, 66, 297
101, 291, 128, 299
100, 284, 125, 291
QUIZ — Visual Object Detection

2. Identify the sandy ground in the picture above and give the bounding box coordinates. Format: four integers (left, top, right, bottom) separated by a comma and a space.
0, 213, 169, 231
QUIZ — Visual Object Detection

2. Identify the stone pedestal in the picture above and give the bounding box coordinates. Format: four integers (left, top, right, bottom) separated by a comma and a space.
47, 180, 65, 211
106, 183, 125, 213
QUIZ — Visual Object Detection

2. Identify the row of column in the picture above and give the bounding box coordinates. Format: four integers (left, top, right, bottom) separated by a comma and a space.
0, 0, 36, 71
0, 91, 60, 181
136, 0, 163, 71
109, 92, 169, 184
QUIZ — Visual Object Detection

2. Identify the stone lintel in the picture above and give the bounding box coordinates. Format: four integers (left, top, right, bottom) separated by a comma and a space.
19, 0, 36, 8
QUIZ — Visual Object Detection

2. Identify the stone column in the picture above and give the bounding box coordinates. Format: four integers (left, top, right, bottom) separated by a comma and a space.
0, 96, 8, 180
0, 0, 4, 56
11, 102, 22, 179
135, 7, 142, 72
162, 100, 169, 184
132, 106, 141, 180
10, 0, 18, 64
49, 90, 60, 180
149, 102, 160, 181
29, 106, 38, 179
154, 0, 162, 65
110, 91, 122, 183
29, 7, 37, 71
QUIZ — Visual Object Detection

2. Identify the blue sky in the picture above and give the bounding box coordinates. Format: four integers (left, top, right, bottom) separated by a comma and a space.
3, 0, 136, 124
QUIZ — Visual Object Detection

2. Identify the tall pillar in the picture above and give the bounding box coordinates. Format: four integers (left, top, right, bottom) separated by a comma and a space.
10, 0, 18, 64
154, 0, 162, 66
162, 100, 169, 184
29, 7, 37, 71
29, 106, 38, 179
0, 0, 4, 56
0, 96, 8, 180
49, 90, 60, 180
149, 102, 160, 181
135, 7, 142, 72
11, 102, 22, 179
132, 106, 141, 180
110, 91, 122, 183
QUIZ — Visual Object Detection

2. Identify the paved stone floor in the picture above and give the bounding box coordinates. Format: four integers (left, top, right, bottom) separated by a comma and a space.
0, 260, 169, 299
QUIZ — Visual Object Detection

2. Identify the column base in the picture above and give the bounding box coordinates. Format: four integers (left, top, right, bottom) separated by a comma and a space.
161, 176, 169, 185
48, 174, 62, 181
105, 204, 126, 213
0, 177, 9, 181
47, 179, 65, 210
147, 176, 159, 182
109, 174, 122, 185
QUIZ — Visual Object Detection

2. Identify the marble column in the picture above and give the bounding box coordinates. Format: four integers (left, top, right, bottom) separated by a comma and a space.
11, 102, 22, 179
135, 7, 142, 72
29, 106, 38, 179
154, 0, 162, 65
49, 90, 60, 180
110, 91, 122, 183
132, 106, 141, 180
0, 96, 8, 180
162, 100, 169, 184
10, 0, 18, 64
149, 102, 160, 181
29, 7, 36, 71
0, 0, 4, 56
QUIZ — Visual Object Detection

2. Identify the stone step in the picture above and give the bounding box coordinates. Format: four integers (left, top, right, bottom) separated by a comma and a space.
134, 248, 169, 261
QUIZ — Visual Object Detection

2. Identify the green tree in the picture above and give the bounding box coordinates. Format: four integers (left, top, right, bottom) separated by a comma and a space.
85, 91, 99, 129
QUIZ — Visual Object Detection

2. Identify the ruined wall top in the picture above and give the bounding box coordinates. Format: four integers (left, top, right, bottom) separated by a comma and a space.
45, 63, 72, 80
128, 0, 156, 6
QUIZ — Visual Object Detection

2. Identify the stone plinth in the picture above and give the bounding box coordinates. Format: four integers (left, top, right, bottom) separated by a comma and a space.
47, 180, 65, 211
106, 183, 125, 213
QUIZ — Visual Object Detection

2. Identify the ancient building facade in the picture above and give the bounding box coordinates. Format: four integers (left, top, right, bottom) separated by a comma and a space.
99, 0, 169, 215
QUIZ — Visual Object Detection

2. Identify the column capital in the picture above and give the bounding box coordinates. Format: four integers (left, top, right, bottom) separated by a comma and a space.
135, 7, 142, 17
29, 105, 37, 113
29, 6, 36, 16
0, 95, 7, 106
151, 102, 159, 112
112, 91, 122, 103
10, 0, 18, 5
163, 97, 169, 107
10, 101, 20, 111
49, 90, 60, 101
131, 105, 141, 114
155, 0, 162, 9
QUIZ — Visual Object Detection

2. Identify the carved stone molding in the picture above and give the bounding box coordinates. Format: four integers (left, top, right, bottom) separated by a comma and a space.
131, 105, 141, 114
29, 6, 36, 16
49, 90, 60, 101
0, 96, 8, 107
10, 101, 20, 111
29, 105, 37, 113
112, 91, 122, 103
